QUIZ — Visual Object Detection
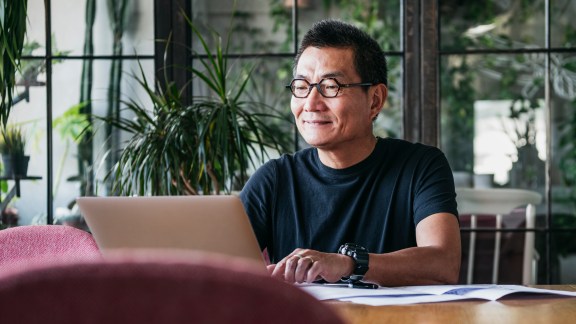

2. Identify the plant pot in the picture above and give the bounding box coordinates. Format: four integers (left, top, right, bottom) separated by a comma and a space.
1, 154, 30, 177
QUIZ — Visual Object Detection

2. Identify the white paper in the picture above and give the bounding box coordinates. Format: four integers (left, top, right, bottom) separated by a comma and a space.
339, 294, 470, 306
298, 283, 576, 306
299, 284, 424, 300
398, 284, 576, 301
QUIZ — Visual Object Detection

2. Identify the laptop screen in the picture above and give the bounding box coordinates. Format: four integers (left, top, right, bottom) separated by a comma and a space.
77, 195, 265, 265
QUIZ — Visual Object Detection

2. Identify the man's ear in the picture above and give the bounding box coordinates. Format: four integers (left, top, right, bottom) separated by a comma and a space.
370, 84, 388, 120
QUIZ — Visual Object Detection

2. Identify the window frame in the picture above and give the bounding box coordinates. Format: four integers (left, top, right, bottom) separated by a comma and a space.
23, 0, 576, 284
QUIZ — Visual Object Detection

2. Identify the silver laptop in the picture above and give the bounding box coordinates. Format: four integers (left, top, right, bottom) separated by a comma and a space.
76, 195, 264, 265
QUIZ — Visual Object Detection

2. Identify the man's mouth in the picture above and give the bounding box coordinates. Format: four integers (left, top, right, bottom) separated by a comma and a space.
304, 120, 331, 125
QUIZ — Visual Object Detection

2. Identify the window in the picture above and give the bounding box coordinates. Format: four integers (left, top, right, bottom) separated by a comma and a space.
6, 0, 576, 284
8, 0, 154, 226
439, 0, 576, 284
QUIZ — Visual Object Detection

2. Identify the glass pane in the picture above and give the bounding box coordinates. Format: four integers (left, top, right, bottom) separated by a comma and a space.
50, 0, 84, 56
440, 55, 475, 175
50, 58, 155, 209
441, 53, 547, 192
374, 55, 402, 139
51, 0, 154, 57
192, 0, 293, 54
93, 59, 156, 196
3, 59, 48, 226
551, 0, 576, 48
549, 52, 576, 283
440, 0, 546, 50
243, 57, 296, 154
51, 59, 84, 225
26, 0, 46, 56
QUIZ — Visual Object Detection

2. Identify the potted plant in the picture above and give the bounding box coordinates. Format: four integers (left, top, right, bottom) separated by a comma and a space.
99, 13, 293, 196
0, 126, 29, 177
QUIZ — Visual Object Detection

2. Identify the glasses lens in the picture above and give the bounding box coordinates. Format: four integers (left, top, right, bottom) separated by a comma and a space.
291, 79, 310, 98
319, 79, 339, 97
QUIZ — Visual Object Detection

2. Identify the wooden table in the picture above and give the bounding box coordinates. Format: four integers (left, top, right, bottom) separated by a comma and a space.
327, 285, 576, 324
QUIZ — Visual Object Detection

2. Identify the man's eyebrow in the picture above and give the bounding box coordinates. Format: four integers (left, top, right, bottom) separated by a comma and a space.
293, 72, 345, 80
322, 72, 345, 79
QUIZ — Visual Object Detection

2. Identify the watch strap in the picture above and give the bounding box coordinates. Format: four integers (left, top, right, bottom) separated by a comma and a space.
338, 243, 369, 279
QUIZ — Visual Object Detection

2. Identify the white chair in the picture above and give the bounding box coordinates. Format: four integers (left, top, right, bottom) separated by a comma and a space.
456, 188, 542, 285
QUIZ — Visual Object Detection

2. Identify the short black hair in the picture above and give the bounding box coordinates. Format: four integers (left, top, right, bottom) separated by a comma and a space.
294, 19, 388, 86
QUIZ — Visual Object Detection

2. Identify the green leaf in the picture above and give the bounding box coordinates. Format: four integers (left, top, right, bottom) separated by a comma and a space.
0, 0, 28, 127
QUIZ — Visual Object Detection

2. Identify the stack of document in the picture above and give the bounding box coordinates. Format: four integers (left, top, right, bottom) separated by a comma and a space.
299, 284, 576, 306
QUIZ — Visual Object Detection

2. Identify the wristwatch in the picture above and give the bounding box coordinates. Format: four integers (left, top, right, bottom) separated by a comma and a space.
338, 243, 369, 281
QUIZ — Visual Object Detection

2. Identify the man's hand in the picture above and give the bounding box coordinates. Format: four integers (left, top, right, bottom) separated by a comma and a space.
267, 248, 355, 284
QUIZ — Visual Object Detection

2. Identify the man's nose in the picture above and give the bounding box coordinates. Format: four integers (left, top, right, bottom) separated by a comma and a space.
310, 84, 327, 99
303, 86, 325, 111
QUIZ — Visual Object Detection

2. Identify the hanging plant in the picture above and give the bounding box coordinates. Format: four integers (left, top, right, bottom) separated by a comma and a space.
0, 0, 28, 127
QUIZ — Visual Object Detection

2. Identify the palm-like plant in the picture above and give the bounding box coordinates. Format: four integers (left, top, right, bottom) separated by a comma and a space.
101, 14, 292, 196
0, 0, 28, 127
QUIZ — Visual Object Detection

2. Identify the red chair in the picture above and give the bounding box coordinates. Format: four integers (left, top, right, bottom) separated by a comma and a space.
0, 251, 346, 324
0, 225, 100, 268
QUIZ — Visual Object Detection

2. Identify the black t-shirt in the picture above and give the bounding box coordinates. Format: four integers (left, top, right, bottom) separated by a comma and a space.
239, 137, 458, 263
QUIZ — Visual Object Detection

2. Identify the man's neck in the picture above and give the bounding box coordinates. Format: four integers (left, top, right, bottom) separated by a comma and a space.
317, 136, 378, 169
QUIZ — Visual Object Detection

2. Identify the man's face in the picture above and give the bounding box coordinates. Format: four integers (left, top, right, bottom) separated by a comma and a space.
291, 47, 380, 150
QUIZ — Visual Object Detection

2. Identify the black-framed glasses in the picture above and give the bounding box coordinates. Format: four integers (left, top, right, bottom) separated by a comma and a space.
286, 78, 373, 98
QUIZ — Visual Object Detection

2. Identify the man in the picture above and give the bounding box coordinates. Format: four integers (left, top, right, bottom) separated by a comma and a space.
240, 19, 460, 287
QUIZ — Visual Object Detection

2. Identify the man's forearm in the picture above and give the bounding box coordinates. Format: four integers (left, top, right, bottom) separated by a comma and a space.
363, 246, 461, 286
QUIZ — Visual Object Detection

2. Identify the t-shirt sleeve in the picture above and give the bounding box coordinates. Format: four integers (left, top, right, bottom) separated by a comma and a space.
239, 160, 277, 251
412, 146, 459, 225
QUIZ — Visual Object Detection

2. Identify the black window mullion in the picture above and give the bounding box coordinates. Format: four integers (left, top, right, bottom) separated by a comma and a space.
154, 0, 192, 106
45, 0, 54, 225
420, 0, 439, 147
544, 0, 552, 285
403, 0, 421, 143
